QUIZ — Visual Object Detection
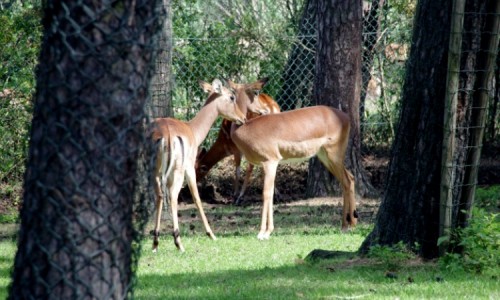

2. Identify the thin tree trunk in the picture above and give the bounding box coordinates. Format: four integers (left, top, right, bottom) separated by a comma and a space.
150, 0, 173, 118
9, 1, 160, 298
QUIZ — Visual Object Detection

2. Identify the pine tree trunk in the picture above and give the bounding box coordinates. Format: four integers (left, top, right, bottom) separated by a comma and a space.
9, 1, 160, 298
360, 0, 453, 259
306, 0, 377, 199
150, 0, 173, 118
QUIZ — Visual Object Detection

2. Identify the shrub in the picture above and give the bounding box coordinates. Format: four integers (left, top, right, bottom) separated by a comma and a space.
474, 185, 500, 212
439, 207, 499, 275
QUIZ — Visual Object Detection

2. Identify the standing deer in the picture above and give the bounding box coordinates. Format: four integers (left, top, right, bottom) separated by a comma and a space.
230, 105, 358, 240
196, 78, 280, 202
150, 79, 246, 252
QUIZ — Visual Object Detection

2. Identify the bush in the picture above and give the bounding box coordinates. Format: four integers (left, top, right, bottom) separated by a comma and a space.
439, 207, 499, 275
0, 3, 41, 213
474, 185, 500, 212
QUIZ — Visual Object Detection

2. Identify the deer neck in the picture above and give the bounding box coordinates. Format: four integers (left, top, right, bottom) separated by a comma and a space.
187, 98, 219, 147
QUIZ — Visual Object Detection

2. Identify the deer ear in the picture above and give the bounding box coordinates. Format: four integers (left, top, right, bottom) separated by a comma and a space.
249, 77, 269, 92
227, 79, 237, 89
211, 79, 223, 94
199, 80, 212, 93
258, 77, 269, 87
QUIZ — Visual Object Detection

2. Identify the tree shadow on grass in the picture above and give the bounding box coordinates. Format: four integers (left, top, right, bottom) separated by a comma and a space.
149, 200, 377, 239
135, 255, 489, 300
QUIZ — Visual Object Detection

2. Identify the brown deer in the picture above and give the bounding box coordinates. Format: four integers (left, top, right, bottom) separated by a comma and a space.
196, 78, 280, 203
150, 79, 247, 252
230, 105, 358, 239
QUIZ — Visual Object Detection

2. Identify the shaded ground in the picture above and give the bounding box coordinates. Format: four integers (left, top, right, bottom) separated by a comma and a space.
1, 145, 498, 217
184, 145, 499, 206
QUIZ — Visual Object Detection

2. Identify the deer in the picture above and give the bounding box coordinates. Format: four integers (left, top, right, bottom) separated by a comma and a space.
196, 78, 280, 203
230, 105, 358, 240
150, 79, 247, 252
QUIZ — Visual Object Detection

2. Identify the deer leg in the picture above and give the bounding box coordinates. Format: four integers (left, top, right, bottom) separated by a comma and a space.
233, 153, 242, 198
235, 163, 253, 205
318, 147, 357, 230
258, 161, 278, 240
169, 169, 185, 252
152, 174, 164, 252
185, 165, 216, 241
342, 168, 357, 227
152, 142, 167, 253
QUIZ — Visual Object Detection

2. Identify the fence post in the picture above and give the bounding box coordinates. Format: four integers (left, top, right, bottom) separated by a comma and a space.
457, 0, 500, 227
439, 0, 465, 256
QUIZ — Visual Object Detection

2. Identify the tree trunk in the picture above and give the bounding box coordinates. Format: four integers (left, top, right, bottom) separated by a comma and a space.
150, 0, 173, 118
9, 1, 160, 298
275, 0, 317, 110
486, 46, 499, 144
306, 0, 377, 199
359, 0, 453, 259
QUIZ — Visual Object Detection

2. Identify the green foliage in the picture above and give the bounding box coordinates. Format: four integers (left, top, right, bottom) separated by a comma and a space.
362, 0, 413, 148
0, 210, 19, 224
368, 241, 417, 271
0, 92, 32, 183
170, 0, 305, 146
171, 1, 302, 119
474, 185, 500, 212
0, 3, 42, 95
439, 208, 500, 276
0, 3, 41, 185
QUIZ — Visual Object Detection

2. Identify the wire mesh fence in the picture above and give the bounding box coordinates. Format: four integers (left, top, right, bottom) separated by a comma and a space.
439, 0, 499, 253
152, 0, 413, 148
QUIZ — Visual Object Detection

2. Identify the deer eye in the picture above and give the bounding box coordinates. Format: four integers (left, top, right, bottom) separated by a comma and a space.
230, 95, 235, 101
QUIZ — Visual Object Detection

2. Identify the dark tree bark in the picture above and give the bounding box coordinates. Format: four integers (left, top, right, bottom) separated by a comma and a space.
359, 0, 453, 259
9, 1, 160, 298
360, 0, 499, 259
150, 0, 173, 118
276, 0, 317, 110
486, 46, 499, 144
306, 0, 377, 198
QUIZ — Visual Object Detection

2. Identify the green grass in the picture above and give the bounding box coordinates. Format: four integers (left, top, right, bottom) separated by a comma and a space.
0, 241, 16, 299
1, 198, 499, 299
134, 228, 498, 299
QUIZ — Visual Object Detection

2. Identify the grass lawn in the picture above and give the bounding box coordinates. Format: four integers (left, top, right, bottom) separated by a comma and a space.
1, 198, 499, 299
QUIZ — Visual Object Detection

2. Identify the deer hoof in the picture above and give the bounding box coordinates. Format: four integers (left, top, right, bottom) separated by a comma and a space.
257, 232, 270, 240
207, 232, 217, 240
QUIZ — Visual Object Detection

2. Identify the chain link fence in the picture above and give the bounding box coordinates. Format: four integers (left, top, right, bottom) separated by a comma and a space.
154, 0, 413, 148
439, 0, 500, 253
